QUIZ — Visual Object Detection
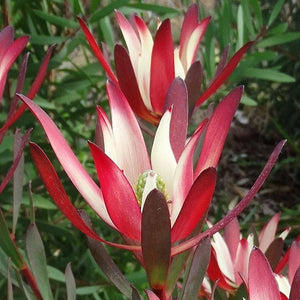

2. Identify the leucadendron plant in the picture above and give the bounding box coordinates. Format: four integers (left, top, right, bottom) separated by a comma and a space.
14, 4, 291, 300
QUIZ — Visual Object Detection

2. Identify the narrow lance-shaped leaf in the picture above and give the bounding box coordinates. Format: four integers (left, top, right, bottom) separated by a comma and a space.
77, 17, 118, 83
114, 44, 159, 125
7, 258, 13, 300
150, 19, 175, 114
196, 41, 253, 106
65, 263, 76, 300
81, 211, 142, 299
0, 129, 31, 195
8, 53, 29, 119
26, 224, 53, 300
88, 141, 142, 242
0, 35, 29, 104
0, 45, 55, 134
171, 168, 216, 243
179, 237, 211, 300
13, 129, 25, 235
195, 86, 243, 177
142, 189, 171, 290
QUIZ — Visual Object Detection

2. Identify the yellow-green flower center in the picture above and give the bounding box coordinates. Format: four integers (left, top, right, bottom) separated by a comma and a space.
135, 170, 168, 206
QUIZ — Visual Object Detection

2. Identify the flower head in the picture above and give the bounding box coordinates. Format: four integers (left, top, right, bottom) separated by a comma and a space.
79, 5, 253, 124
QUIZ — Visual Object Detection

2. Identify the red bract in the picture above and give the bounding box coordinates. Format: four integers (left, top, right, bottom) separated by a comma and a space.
78, 5, 253, 124
0, 26, 54, 139
248, 247, 300, 300
0, 26, 29, 105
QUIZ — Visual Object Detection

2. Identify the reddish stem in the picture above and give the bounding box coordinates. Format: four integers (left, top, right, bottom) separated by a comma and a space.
21, 267, 42, 300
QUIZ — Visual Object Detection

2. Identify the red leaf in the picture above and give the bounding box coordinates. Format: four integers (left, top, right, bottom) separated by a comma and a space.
77, 17, 117, 83
89, 142, 142, 242
195, 86, 243, 177
248, 247, 281, 300
0, 45, 54, 134
114, 44, 159, 125
171, 167, 216, 243
196, 41, 253, 106
150, 19, 174, 114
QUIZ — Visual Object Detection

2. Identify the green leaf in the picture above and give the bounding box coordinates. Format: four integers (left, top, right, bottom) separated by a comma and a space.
81, 211, 141, 299
203, 24, 215, 79
241, 95, 258, 106
99, 17, 115, 50
250, 0, 263, 30
30, 34, 67, 45
23, 194, 57, 210
268, 23, 288, 35
268, 0, 285, 27
0, 209, 25, 269
165, 250, 191, 296
245, 68, 295, 82
241, 0, 255, 37
26, 224, 53, 300
72, 0, 84, 15
33, 9, 78, 28
34, 95, 56, 110
218, 0, 231, 49
236, 5, 244, 50
90, 0, 130, 23
65, 263, 76, 300
47, 265, 65, 283
179, 237, 211, 300
126, 3, 180, 15
7, 258, 13, 300
257, 32, 300, 48
76, 286, 102, 295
